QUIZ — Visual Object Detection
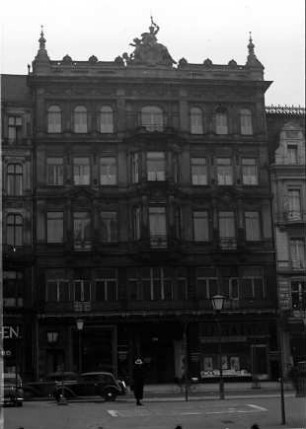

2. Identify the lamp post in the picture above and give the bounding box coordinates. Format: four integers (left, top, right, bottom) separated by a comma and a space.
76, 319, 84, 374
211, 294, 226, 400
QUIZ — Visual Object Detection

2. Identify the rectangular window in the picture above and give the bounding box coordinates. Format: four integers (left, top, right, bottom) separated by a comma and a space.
100, 211, 118, 242
73, 280, 91, 301
291, 281, 306, 310
6, 214, 23, 247
287, 189, 302, 219
47, 212, 64, 243
100, 157, 117, 185
245, 211, 261, 241
241, 277, 265, 299
216, 112, 228, 135
7, 164, 23, 196
221, 278, 240, 300
242, 158, 258, 185
131, 153, 140, 183
240, 109, 253, 135
95, 269, 118, 302
3, 271, 23, 307
149, 207, 167, 248
73, 157, 90, 185
193, 211, 209, 241
290, 239, 305, 269
217, 158, 233, 185
191, 158, 208, 185
46, 280, 70, 302
287, 144, 298, 164
133, 207, 141, 240
73, 212, 91, 250
147, 152, 165, 181
47, 158, 64, 186
8, 116, 22, 142
219, 211, 236, 249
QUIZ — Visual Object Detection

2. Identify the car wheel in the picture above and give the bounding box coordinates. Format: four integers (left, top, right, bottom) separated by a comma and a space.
104, 390, 117, 401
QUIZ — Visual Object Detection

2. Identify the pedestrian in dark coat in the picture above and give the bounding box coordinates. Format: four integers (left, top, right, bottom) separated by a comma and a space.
132, 357, 145, 405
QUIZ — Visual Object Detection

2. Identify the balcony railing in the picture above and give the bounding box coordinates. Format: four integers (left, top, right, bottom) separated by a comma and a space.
150, 235, 168, 249
219, 238, 237, 250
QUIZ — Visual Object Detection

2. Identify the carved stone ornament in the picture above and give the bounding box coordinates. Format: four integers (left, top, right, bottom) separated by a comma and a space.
123, 18, 176, 67
62, 54, 73, 64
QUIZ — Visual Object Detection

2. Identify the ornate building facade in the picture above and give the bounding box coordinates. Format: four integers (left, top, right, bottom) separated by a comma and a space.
2, 22, 289, 383
267, 106, 306, 372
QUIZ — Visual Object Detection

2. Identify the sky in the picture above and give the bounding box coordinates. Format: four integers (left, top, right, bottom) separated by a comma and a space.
0, 0, 305, 106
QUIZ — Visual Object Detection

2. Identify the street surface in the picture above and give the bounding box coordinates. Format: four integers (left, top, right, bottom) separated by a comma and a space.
3, 396, 306, 429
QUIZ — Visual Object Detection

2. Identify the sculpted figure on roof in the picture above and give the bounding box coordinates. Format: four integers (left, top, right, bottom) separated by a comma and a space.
123, 17, 176, 66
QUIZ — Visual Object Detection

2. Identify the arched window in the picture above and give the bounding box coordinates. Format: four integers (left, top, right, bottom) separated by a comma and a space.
190, 107, 203, 134
215, 107, 228, 135
74, 106, 88, 133
7, 163, 23, 196
240, 109, 253, 135
47, 105, 61, 133
100, 106, 114, 133
141, 106, 163, 131
6, 213, 23, 247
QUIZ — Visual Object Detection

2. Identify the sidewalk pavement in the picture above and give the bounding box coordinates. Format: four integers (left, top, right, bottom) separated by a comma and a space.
127, 381, 295, 401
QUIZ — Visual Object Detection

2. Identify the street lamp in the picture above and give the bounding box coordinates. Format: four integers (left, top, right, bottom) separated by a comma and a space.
76, 319, 84, 374
211, 294, 226, 400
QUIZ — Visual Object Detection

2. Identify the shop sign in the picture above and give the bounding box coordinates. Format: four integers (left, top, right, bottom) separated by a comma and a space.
1, 325, 21, 339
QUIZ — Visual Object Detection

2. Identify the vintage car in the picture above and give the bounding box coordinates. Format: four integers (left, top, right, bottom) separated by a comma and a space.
3, 373, 24, 407
23, 371, 78, 399
53, 371, 126, 401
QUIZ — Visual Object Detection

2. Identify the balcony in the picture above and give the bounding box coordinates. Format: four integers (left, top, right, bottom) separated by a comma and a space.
219, 238, 237, 250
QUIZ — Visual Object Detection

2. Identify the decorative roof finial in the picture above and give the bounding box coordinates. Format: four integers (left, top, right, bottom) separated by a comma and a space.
39, 25, 46, 50
248, 31, 255, 55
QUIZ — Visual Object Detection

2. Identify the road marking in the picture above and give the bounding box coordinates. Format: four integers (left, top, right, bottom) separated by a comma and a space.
180, 412, 201, 415
108, 410, 119, 417
247, 403, 268, 412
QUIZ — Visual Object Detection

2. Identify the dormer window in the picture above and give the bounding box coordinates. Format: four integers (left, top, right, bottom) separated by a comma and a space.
47, 106, 61, 133
141, 106, 163, 131
100, 106, 114, 133
215, 107, 228, 135
74, 106, 88, 133
190, 107, 203, 134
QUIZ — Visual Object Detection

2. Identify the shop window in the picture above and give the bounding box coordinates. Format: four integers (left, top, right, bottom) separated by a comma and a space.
219, 211, 236, 249
291, 281, 306, 310
6, 214, 23, 247
8, 116, 22, 142
191, 158, 208, 185
99, 106, 114, 133
147, 152, 165, 181
73, 157, 90, 185
7, 163, 23, 196
73, 212, 91, 250
215, 108, 228, 135
100, 157, 117, 185
73, 106, 88, 133
47, 157, 64, 186
47, 212, 64, 243
193, 211, 209, 241
190, 107, 203, 134
141, 106, 164, 131
217, 158, 233, 185
149, 207, 167, 248
241, 158, 258, 185
245, 211, 261, 241
47, 106, 61, 133
240, 109, 253, 135
100, 211, 118, 242
290, 239, 305, 269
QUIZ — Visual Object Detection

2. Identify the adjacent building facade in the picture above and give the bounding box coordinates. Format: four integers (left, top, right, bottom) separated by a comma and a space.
2, 23, 304, 383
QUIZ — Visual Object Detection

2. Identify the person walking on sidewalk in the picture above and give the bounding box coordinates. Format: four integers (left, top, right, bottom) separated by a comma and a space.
132, 357, 145, 405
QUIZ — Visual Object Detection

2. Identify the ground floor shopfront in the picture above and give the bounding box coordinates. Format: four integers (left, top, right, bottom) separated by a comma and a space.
33, 313, 279, 384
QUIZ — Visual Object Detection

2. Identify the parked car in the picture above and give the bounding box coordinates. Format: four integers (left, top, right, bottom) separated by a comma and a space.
23, 372, 78, 399
53, 371, 126, 401
3, 373, 24, 407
